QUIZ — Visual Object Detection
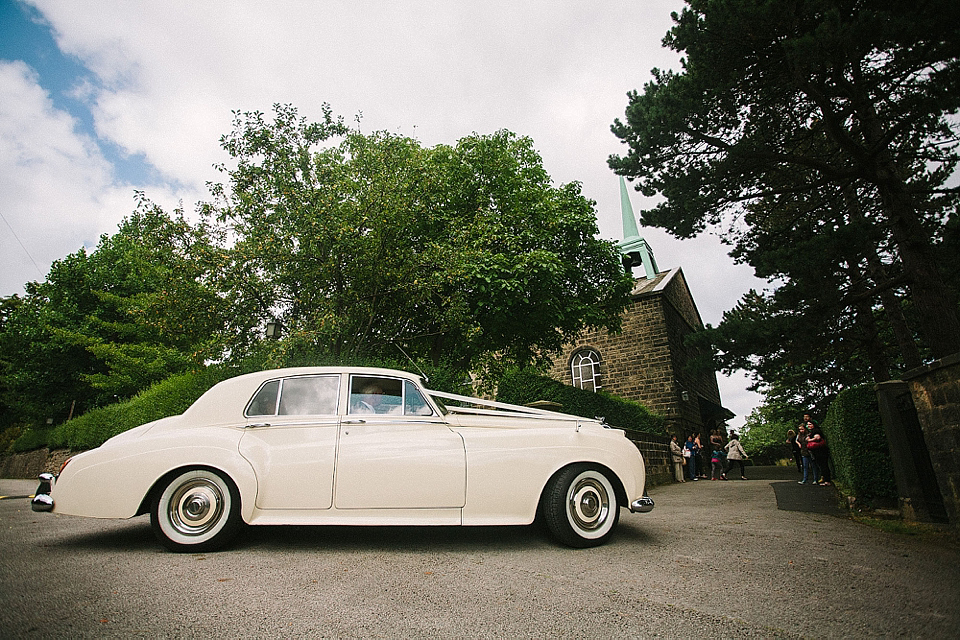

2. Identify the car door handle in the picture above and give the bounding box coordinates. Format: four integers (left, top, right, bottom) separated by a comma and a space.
342, 419, 366, 424
243, 422, 271, 428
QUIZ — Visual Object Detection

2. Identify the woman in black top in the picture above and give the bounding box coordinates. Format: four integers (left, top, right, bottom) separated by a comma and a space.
786, 429, 802, 473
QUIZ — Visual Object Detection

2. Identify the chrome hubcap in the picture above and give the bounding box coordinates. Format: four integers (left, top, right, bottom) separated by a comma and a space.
168, 478, 225, 537
568, 476, 609, 531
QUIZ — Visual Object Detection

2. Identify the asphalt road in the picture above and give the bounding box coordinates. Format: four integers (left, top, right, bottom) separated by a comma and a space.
1, 466, 958, 638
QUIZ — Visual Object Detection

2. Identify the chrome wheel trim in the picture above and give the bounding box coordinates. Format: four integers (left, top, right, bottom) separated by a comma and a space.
566, 471, 614, 538
159, 471, 231, 544
168, 479, 225, 536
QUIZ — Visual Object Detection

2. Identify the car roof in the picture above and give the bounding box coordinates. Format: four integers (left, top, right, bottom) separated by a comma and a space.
181, 367, 428, 425
226, 366, 424, 384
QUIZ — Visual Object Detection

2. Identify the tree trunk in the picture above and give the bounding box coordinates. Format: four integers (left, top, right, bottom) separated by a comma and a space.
843, 184, 925, 370
844, 259, 892, 382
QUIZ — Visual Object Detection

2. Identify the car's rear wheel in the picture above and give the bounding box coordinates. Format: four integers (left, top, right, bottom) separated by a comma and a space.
150, 468, 241, 553
542, 464, 620, 548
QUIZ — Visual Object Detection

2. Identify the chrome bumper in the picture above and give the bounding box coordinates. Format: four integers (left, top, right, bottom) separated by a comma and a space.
31, 473, 55, 512
629, 495, 654, 513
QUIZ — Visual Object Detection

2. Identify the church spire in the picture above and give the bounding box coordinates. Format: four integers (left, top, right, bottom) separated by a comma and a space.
616, 177, 659, 279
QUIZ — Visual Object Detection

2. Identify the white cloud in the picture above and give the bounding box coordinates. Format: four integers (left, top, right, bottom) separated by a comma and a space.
0, 60, 125, 292
0, 60, 193, 295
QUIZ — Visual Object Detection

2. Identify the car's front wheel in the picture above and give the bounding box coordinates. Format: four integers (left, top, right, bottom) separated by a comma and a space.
542, 464, 620, 548
150, 468, 241, 552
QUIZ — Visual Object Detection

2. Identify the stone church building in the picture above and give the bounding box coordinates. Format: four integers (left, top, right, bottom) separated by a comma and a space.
549, 179, 732, 439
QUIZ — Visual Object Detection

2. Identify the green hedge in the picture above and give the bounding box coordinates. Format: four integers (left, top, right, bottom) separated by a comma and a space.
11, 362, 660, 453
822, 385, 897, 503
14, 366, 234, 453
495, 369, 665, 435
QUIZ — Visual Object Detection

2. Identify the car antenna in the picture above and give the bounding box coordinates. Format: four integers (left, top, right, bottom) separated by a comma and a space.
393, 342, 429, 385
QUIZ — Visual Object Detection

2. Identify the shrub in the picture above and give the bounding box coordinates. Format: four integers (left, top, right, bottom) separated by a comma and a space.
739, 405, 795, 465
16, 366, 235, 452
822, 385, 897, 503
496, 369, 665, 435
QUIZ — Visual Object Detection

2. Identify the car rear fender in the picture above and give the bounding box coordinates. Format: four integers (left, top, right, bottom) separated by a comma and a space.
136, 459, 258, 522
458, 427, 645, 525
52, 437, 257, 521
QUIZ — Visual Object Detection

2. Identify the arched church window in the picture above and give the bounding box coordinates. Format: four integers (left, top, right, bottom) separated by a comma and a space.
571, 349, 602, 392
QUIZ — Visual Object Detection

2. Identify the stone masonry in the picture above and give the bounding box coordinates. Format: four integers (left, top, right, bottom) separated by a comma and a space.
550, 268, 729, 440
904, 352, 960, 527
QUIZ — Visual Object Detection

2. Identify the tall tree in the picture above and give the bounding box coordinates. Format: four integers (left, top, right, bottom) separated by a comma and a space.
688, 173, 928, 409
0, 196, 228, 422
207, 105, 632, 378
610, 0, 960, 364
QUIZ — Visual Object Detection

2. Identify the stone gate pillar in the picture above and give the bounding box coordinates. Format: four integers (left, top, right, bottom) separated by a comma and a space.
875, 381, 947, 523
903, 353, 960, 527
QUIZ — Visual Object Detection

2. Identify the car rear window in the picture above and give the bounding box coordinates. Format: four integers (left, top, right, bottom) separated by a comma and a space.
246, 376, 340, 416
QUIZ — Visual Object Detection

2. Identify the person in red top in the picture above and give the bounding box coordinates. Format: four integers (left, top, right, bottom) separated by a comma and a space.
806, 422, 832, 485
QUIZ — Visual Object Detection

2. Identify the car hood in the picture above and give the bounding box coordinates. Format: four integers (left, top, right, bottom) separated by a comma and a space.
444, 411, 613, 433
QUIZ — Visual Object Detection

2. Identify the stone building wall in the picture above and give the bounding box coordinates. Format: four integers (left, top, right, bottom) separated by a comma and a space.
550, 295, 675, 418
0, 448, 73, 479
549, 268, 726, 440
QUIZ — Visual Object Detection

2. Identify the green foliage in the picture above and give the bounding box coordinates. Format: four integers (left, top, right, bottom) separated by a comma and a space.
0, 196, 230, 424
0, 425, 24, 455
12, 347, 469, 452
739, 403, 796, 465
611, 0, 960, 407
28, 366, 232, 452
11, 426, 50, 453
3, 103, 631, 433
207, 105, 632, 381
822, 385, 897, 503
496, 369, 665, 436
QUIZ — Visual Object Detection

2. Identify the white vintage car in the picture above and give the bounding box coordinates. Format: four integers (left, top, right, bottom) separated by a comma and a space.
33, 367, 653, 551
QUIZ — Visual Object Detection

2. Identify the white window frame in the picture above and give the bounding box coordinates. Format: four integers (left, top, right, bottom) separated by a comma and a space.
571, 349, 602, 392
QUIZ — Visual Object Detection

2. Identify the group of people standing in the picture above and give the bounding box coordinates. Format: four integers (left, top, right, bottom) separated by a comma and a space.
786, 413, 832, 486
670, 429, 749, 483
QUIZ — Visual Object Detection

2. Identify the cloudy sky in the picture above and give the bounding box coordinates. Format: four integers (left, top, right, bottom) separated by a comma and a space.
0, 0, 766, 427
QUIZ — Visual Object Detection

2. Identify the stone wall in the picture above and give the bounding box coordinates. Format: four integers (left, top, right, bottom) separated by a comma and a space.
626, 431, 673, 487
549, 269, 725, 440
551, 294, 675, 418
904, 353, 960, 527
0, 448, 74, 480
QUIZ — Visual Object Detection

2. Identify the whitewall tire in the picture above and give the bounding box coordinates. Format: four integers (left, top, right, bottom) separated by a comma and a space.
543, 464, 620, 548
151, 468, 241, 552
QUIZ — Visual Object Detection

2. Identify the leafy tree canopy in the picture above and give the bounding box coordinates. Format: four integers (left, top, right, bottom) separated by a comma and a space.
2, 103, 632, 427
0, 196, 228, 423
206, 104, 633, 381
739, 401, 798, 463
611, 0, 960, 407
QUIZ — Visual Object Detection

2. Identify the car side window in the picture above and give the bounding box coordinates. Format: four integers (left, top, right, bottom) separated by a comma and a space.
278, 376, 340, 415
404, 380, 435, 416
246, 376, 340, 417
350, 376, 404, 415
246, 380, 280, 416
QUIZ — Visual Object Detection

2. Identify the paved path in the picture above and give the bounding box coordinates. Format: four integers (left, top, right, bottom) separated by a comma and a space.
727, 464, 847, 517
1, 468, 958, 638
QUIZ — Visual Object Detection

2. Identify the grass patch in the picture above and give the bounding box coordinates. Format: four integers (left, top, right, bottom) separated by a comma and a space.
853, 515, 957, 543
